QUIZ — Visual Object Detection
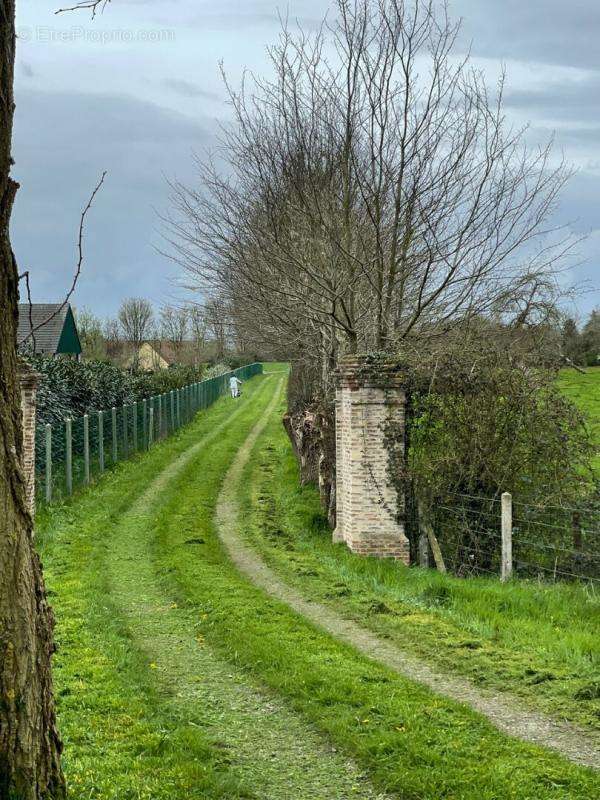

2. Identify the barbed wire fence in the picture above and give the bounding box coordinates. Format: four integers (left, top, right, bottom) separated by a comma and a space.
423, 491, 600, 584
35, 362, 263, 506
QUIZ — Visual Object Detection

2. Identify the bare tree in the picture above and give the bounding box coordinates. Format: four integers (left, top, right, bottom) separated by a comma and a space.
187, 303, 208, 364
167, 0, 574, 402
102, 315, 122, 360
202, 297, 230, 359
118, 297, 154, 366
160, 304, 188, 357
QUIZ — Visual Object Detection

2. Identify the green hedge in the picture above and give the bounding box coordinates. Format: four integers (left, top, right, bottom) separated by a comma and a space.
27, 355, 206, 427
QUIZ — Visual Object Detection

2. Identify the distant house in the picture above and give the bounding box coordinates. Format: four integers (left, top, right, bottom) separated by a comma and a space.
17, 303, 82, 358
125, 341, 173, 371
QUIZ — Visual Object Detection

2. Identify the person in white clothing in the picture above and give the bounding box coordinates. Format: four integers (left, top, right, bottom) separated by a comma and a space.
230, 375, 243, 398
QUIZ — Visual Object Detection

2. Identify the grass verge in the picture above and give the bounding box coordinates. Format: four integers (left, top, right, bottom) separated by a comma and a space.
236, 383, 600, 734
152, 379, 600, 799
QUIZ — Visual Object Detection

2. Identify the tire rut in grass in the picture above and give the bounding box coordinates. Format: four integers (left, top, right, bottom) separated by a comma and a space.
216, 380, 600, 771
105, 377, 390, 800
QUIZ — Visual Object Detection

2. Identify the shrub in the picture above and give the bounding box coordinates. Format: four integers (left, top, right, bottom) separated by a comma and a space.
202, 363, 231, 380
383, 344, 597, 572
28, 355, 206, 425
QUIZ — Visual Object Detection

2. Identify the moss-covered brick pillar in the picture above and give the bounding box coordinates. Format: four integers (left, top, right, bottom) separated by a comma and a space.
333, 355, 409, 562
19, 363, 39, 518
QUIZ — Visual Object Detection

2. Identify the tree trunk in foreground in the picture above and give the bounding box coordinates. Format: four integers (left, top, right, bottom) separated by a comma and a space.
0, 1, 66, 796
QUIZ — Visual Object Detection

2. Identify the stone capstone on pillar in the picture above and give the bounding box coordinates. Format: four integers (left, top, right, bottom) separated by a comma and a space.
333, 355, 409, 563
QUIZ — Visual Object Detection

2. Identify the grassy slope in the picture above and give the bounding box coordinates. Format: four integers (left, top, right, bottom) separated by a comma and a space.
153, 378, 599, 799
237, 380, 600, 733
37, 369, 599, 798
558, 367, 600, 473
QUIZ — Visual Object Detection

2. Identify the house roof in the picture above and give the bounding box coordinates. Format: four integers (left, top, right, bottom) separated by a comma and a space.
17, 303, 82, 355
124, 342, 171, 371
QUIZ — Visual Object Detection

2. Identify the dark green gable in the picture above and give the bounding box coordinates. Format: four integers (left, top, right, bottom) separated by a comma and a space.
56, 306, 82, 355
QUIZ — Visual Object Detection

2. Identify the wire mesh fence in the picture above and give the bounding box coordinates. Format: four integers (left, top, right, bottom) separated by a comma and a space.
35, 363, 263, 507
426, 491, 600, 584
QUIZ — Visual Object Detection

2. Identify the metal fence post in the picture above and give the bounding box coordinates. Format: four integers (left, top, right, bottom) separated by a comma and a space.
501, 492, 513, 582
133, 402, 138, 451
176, 389, 181, 428
98, 411, 105, 473
149, 406, 154, 447
45, 424, 52, 503
142, 398, 148, 447
170, 390, 175, 432
123, 405, 129, 457
65, 418, 73, 496
112, 407, 118, 463
83, 414, 90, 485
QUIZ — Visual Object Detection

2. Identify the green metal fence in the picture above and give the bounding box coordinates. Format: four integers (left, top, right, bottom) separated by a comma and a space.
35, 363, 263, 506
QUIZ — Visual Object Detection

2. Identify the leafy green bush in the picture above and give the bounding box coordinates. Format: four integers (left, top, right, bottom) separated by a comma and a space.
384, 345, 597, 574
28, 355, 205, 425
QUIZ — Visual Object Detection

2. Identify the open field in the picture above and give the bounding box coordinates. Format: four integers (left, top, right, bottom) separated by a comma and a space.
35, 369, 600, 798
558, 366, 600, 473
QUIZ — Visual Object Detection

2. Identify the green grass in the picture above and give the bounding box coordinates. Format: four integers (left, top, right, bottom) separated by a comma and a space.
37, 386, 272, 799
236, 382, 600, 733
37, 370, 600, 798
558, 366, 600, 473
152, 379, 599, 798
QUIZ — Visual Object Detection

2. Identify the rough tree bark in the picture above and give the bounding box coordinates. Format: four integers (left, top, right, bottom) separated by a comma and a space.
0, 1, 66, 795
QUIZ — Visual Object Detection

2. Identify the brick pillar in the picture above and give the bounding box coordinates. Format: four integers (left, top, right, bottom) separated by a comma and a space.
333, 355, 409, 562
19, 364, 39, 518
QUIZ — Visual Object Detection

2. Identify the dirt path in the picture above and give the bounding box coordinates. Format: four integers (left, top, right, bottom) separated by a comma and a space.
105, 376, 391, 800
216, 379, 600, 771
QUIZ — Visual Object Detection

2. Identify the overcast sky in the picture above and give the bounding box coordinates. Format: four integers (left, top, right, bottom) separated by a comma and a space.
12, 0, 600, 321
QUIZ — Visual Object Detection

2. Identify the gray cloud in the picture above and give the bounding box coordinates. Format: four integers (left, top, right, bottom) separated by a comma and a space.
184, 0, 324, 32
162, 77, 222, 100
19, 60, 35, 78
454, 0, 600, 71
505, 75, 600, 124
13, 0, 600, 317
12, 90, 212, 316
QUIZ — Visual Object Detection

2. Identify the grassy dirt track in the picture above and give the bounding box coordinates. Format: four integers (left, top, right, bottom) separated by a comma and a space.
38, 369, 600, 798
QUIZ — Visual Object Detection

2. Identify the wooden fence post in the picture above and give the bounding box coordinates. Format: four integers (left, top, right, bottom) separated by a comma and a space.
98, 411, 105, 473
501, 492, 513, 582
83, 414, 90, 485
65, 418, 73, 496
45, 424, 52, 503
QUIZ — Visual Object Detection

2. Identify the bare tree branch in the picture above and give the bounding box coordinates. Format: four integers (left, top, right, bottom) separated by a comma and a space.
19, 170, 107, 345
55, 0, 111, 18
